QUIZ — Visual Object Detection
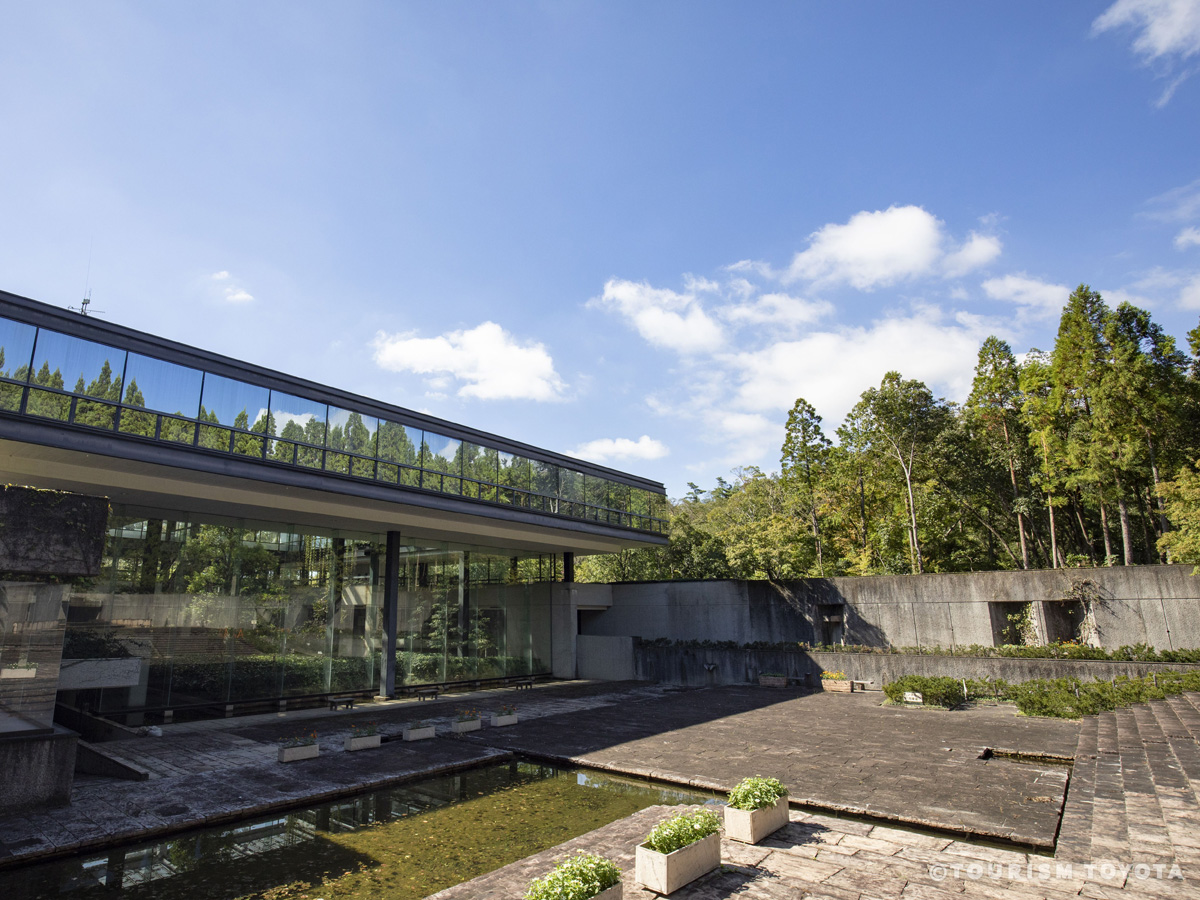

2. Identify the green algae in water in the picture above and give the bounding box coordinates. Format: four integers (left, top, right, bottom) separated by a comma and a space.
5, 762, 714, 900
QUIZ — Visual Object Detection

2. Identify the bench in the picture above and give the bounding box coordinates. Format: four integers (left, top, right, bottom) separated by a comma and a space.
849, 680, 873, 693
328, 696, 356, 711
415, 687, 439, 701
512, 677, 535, 690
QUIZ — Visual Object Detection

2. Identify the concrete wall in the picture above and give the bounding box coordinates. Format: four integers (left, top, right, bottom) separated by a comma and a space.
577, 635, 635, 681
582, 566, 1200, 652
633, 645, 1200, 688
0, 726, 77, 813
0, 485, 107, 577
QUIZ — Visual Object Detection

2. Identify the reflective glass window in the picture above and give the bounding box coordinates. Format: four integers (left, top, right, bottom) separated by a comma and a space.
198, 373, 269, 455
498, 452, 530, 507
267, 391, 326, 468
377, 420, 422, 486
119, 353, 203, 443
422, 432, 461, 495
0, 316, 36, 412
460, 442, 497, 501
584, 475, 609, 521
327, 407, 377, 478
26, 329, 126, 428
608, 482, 631, 524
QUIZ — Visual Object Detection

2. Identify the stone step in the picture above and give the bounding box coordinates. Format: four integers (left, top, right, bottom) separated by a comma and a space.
1055, 713, 1097, 863
1090, 710, 1129, 863
1166, 692, 1200, 741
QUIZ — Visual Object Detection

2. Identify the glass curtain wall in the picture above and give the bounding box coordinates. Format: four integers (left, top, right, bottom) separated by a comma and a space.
58, 509, 556, 721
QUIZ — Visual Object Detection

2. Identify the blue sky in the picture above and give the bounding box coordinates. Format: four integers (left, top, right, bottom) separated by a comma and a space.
2, 1, 1199, 497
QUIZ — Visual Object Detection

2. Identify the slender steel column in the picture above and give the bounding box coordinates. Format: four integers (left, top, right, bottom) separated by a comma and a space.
563, 551, 574, 583
379, 530, 400, 698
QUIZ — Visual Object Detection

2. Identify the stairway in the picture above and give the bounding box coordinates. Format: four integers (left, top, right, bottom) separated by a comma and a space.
1056, 691, 1200, 882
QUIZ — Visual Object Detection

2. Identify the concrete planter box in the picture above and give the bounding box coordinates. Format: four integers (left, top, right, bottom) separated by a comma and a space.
725, 796, 789, 844
451, 718, 481, 733
344, 734, 381, 752
635, 831, 720, 895
0, 666, 38, 680
758, 674, 787, 687
821, 678, 851, 692
590, 884, 622, 900
58, 657, 142, 690
489, 714, 518, 727
403, 725, 437, 741
278, 744, 319, 763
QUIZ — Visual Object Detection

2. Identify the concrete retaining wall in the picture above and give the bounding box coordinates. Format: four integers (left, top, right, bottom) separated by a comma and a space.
577, 635, 635, 681
633, 645, 1200, 688
582, 566, 1200, 652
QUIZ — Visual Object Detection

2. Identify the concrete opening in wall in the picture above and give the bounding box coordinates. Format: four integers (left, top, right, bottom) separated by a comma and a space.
818, 604, 844, 646
1042, 601, 1088, 645
989, 601, 1033, 646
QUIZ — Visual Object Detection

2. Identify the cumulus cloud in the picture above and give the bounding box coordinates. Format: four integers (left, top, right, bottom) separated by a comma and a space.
1094, 0, 1200, 105
786, 205, 946, 289
1176, 226, 1200, 248
719, 292, 833, 328
588, 279, 724, 353
1179, 272, 1200, 308
371, 321, 565, 401
569, 435, 668, 462
725, 307, 990, 422
943, 232, 1003, 277
981, 273, 1070, 319
210, 270, 254, 303
784, 206, 1000, 289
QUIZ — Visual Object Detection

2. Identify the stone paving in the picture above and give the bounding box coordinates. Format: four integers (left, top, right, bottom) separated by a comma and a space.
471, 686, 1079, 848
1, 682, 1198, 899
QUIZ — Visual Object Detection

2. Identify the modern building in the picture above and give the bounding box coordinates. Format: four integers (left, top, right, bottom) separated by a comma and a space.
0, 287, 667, 744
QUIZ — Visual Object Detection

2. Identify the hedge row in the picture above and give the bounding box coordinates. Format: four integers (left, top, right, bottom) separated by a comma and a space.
883, 671, 1200, 718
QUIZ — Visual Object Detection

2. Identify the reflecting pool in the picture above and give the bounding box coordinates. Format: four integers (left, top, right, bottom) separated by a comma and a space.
4, 761, 717, 900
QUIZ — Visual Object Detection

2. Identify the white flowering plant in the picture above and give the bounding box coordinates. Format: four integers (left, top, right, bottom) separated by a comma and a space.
643, 809, 721, 854
524, 851, 620, 900
727, 776, 788, 811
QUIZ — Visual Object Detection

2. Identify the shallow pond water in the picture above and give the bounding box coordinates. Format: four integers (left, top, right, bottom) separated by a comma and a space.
4, 760, 717, 900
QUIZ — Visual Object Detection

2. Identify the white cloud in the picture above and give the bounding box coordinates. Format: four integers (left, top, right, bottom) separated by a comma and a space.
371, 321, 565, 401
786, 205, 946, 289
1145, 178, 1200, 222
1094, 0, 1200, 62
719, 292, 833, 328
588, 279, 724, 354
725, 306, 990, 423
981, 273, 1070, 319
1176, 226, 1200, 248
568, 435, 668, 462
209, 270, 253, 303
1095, 0, 1200, 104
942, 232, 1003, 277
1179, 272, 1200, 308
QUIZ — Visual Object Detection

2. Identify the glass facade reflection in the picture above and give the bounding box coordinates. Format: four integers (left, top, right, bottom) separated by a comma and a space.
59, 509, 554, 722
0, 312, 667, 534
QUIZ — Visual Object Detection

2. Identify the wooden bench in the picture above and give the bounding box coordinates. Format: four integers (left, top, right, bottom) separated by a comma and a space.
512, 677, 535, 690
849, 680, 873, 692
328, 696, 356, 711
415, 687, 439, 701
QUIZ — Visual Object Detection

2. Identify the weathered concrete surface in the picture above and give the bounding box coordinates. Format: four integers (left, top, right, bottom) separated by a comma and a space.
0, 727, 76, 814
471, 685, 1078, 849
0, 485, 107, 577
583, 566, 1200, 651
636, 645, 1200, 688
578, 634, 636, 680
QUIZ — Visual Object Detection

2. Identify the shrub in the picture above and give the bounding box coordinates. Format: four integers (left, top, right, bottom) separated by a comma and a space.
525, 852, 620, 900
882, 676, 965, 708
728, 776, 787, 811
644, 809, 721, 854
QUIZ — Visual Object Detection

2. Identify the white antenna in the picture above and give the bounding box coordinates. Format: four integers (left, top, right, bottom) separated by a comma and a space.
71, 292, 104, 317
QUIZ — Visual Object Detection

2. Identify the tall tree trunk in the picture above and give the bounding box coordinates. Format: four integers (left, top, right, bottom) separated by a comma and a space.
1071, 497, 1096, 565
1146, 435, 1170, 536
1137, 484, 1158, 564
1114, 479, 1134, 566
1099, 500, 1114, 564
1001, 420, 1029, 569
1047, 495, 1060, 568
902, 465, 923, 575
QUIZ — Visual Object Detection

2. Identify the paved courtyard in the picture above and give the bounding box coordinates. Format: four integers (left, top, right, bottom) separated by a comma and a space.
0, 680, 1197, 898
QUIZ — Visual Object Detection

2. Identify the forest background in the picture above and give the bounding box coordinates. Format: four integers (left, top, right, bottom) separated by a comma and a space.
579, 286, 1200, 583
